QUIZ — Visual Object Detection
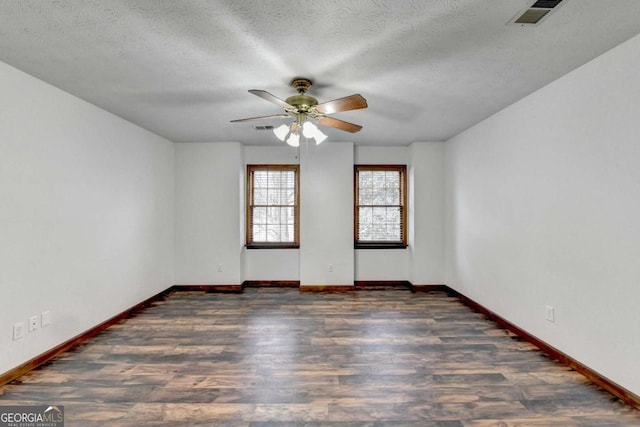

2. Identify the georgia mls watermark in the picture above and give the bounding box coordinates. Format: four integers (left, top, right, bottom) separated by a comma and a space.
0, 406, 64, 427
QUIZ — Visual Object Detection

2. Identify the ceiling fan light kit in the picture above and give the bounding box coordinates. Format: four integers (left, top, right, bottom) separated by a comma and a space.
273, 123, 290, 140
231, 78, 367, 146
286, 131, 300, 147
302, 121, 328, 144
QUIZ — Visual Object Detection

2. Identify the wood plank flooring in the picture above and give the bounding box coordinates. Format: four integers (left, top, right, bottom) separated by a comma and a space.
1, 289, 639, 426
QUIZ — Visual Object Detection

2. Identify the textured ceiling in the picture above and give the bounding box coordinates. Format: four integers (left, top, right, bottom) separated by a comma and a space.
2, 0, 640, 146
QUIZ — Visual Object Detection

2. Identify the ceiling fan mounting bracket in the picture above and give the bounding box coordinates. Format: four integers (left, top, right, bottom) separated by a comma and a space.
290, 77, 313, 94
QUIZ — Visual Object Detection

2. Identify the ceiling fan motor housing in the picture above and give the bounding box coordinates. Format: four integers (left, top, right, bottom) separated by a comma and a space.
285, 94, 318, 112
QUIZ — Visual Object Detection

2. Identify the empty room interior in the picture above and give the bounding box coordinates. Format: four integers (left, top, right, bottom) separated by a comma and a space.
1, 0, 640, 425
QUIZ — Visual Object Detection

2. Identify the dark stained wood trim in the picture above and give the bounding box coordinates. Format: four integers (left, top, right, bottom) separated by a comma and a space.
355, 280, 411, 290
246, 164, 300, 248
0, 287, 172, 387
354, 242, 408, 249
354, 164, 408, 247
245, 244, 300, 249
410, 284, 452, 293
449, 287, 640, 411
299, 285, 356, 293
173, 284, 244, 293
243, 280, 300, 288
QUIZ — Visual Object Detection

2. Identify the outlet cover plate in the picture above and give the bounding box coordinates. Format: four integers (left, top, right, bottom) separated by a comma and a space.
29, 315, 40, 332
41, 310, 51, 326
13, 322, 25, 340
545, 305, 555, 322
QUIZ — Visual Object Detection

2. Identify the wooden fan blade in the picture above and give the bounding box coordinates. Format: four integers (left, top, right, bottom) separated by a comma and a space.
315, 94, 367, 114
230, 114, 290, 123
318, 116, 363, 133
248, 89, 294, 109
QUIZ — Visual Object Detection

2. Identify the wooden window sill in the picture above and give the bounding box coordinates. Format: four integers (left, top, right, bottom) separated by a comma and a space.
354, 242, 408, 249
246, 244, 300, 249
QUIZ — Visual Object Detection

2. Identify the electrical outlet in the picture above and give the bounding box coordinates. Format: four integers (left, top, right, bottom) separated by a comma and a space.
545, 305, 555, 323
29, 315, 40, 332
217, 264, 223, 272
328, 264, 334, 272
41, 310, 51, 327
13, 323, 25, 340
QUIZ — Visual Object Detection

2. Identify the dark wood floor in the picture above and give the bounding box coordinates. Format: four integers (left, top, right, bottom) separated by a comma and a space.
1, 289, 639, 426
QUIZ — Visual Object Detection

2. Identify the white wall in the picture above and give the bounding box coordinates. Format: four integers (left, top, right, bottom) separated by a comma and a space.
0, 61, 174, 375
409, 142, 445, 285
300, 142, 354, 286
174, 142, 243, 284
445, 33, 640, 395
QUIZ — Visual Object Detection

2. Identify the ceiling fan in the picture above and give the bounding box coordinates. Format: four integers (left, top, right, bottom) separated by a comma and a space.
231, 78, 367, 146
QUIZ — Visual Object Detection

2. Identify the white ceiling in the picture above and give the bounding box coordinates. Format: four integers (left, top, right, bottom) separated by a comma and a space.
2, 0, 640, 146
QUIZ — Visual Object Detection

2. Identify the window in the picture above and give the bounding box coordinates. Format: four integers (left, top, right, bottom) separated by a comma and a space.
354, 165, 407, 248
246, 165, 299, 248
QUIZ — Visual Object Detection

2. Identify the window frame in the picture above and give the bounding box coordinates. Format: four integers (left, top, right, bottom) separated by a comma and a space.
354, 164, 408, 249
245, 164, 300, 249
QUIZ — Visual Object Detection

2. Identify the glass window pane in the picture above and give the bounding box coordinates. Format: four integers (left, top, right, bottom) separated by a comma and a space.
357, 207, 371, 240
371, 172, 386, 204
359, 171, 372, 187
386, 171, 399, 186
254, 189, 267, 205
266, 224, 280, 242
267, 170, 279, 186
282, 207, 295, 224
385, 188, 399, 204
388, 207, 400, 222
266, 207, 280, 224
359, 188, 373, 205
267, 188, 280, 205
371, 206, 385, 240
286, 224, 294, 241
387, 224, 400, 240
253, 224, 266, 241
284, 171, 295, 186
253, 207, 267, 224
284, 189, 295, 205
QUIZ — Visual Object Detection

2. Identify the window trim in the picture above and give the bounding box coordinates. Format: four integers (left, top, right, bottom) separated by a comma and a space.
245, 164, 300, 249
354, 164, 408, 249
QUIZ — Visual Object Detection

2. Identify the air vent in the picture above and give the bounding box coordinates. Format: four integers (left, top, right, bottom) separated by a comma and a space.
514, 9, 550, 24
531, 0, 563, 8
254, 125, 274, 131
509, 0, 565, 26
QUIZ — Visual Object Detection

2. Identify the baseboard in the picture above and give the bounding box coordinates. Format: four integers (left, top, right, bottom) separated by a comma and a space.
448, 286, 640, 411
354, 280, 411, 290
409, 283, 450, 293
299, 285, 356, 293
0, 286, 171, 387
243, 280, 300, 288
173, 283, 301, 292
172, 284, 244, 293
